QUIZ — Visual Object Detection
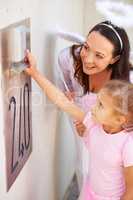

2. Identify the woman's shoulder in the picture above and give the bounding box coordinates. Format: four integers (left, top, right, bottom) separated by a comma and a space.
58, 46, 72, 60
58, 45, 81, 61
58, 46, 73, 69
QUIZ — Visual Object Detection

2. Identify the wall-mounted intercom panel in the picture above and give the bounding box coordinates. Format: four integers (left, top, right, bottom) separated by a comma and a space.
0, 18, 32, 191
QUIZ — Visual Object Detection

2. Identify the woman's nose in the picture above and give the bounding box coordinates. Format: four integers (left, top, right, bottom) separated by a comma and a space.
85, 52, 94, 63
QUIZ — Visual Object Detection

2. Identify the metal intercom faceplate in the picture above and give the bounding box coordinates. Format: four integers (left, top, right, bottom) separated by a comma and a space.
0, 18, 32, 191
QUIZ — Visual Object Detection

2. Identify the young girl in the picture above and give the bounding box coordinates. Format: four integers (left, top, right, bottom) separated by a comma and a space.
25, 51, 133, 200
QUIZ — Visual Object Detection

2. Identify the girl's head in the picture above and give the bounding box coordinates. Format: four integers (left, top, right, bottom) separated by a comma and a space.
91, 80, 133, 132
72, 21, 130, 94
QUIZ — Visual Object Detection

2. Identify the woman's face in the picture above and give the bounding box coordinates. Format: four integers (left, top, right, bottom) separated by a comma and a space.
80, 31, 116, 75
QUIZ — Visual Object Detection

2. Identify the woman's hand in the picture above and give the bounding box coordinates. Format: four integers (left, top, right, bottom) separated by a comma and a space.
24, 50, 38, 77
74, 120, 86, 137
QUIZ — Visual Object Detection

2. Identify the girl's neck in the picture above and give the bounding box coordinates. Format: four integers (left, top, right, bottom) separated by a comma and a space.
89, 69, 112, 93
102, 124, 123, 134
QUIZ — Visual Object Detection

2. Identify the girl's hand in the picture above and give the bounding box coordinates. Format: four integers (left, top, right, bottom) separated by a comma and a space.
74, 120, 86, 137
24, 50, 38, 77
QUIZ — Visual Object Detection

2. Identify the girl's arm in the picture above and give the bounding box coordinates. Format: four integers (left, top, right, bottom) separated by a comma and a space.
120, 166, 133, 200
24, 51, 85, 121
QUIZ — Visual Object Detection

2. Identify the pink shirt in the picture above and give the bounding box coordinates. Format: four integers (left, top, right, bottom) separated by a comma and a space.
81, 112, 133, 200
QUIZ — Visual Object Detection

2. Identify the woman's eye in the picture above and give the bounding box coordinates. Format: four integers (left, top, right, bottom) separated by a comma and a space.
83, 45, 88, 50
96, 54, 103, 59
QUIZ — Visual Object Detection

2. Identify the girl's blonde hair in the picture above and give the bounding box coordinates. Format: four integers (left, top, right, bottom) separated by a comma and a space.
102, 80, 133, 123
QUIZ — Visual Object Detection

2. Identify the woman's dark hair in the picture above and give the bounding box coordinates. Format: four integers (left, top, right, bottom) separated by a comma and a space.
71, 21, 131, 94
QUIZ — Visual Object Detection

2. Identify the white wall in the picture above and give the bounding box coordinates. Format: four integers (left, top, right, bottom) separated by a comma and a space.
84, 0, 133, 51
0, 0, 85, 200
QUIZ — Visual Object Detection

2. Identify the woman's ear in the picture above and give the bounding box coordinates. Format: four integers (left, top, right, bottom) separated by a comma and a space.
110, 55, 120, 64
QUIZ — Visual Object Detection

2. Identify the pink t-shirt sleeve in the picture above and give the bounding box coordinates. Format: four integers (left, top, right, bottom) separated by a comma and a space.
82, 112, 95, 149
122, 134, 133, 167
83, 112, 94, 130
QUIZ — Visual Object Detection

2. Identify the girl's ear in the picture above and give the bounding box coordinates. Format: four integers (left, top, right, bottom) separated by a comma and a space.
110, 55, 120, 64
118, 115, 127, 126
115, 114, 126, 126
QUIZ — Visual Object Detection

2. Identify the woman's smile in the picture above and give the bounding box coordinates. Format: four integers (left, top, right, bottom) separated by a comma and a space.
83, 63, 96, 70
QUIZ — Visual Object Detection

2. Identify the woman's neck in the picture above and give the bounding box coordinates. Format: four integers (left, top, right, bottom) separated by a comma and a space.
89, 69, 112, 93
